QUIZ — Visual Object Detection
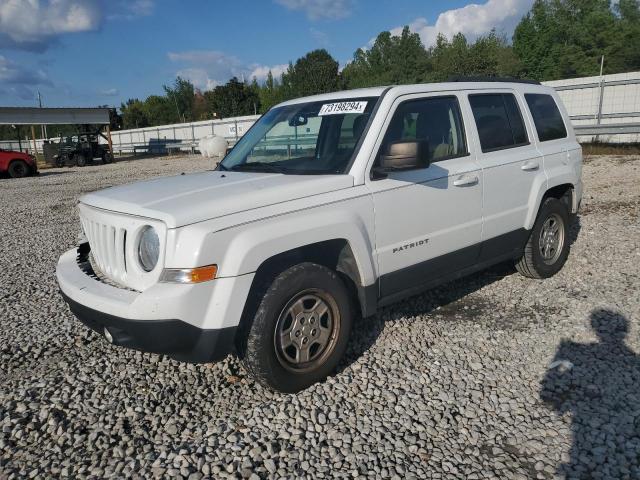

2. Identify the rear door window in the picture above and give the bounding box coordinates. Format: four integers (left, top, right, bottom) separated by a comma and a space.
469, 93, 529, 152
525, 94, 568, 142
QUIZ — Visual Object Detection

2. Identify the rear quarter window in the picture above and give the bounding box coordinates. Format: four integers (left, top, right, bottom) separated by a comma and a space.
525, 94, 567, 142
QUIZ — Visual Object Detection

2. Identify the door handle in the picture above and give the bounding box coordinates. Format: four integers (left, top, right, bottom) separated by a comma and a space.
521, 161, 540, 171
453, 174, 479, 187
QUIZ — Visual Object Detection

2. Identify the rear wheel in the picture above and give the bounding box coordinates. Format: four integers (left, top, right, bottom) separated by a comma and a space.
516, 197, 570, 279
102, 151, 113, 164
240, 263, 353, 393
8, 160, 29, 178
74, 153, 87, 167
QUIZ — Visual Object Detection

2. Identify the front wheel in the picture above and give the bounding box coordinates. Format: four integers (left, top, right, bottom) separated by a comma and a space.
74, 153, 87, 167
240, 263, 353, 393
516, 197, 570, 279
8, 160, 29, 178
102, 151, 113, 164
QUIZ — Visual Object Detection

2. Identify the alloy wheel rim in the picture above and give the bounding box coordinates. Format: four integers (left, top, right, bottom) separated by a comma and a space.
539, 213, 565, 265
274, 289, 340, 372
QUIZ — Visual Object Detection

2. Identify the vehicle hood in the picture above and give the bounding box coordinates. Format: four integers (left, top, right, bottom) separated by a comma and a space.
80, 170, 354, 228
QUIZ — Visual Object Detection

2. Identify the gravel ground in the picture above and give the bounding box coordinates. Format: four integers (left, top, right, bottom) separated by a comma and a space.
1, 154, 639, 479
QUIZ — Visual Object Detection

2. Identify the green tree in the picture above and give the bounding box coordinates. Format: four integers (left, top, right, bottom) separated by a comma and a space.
144, 95, 178, 126
513, 0, 639, 80
120, 98, 149, 129
163, 76, 195, 123
341, 27, 431, 87
283, 49, 339, 97
205, 77, 260, 118
257, 70, 287, 113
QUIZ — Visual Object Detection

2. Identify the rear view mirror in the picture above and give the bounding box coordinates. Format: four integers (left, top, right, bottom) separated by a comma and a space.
380, 140, 430, 170
288, 114, 308, 127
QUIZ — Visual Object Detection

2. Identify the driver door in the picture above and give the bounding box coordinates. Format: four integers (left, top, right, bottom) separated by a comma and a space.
366, 93, 483, 300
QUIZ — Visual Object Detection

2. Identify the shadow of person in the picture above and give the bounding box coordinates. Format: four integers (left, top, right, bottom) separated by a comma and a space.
541, 309, 640, 479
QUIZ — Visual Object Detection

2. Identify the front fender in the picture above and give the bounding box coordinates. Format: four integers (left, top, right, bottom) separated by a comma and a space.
166, 193, 377, 287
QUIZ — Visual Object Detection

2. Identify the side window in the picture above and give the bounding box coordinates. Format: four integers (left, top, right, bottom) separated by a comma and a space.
380, 96, 467, 163
525, 93, 567, 142
469, 93, 529, 152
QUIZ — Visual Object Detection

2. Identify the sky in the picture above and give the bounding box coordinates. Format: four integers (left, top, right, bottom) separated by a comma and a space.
0, 0, 535, 108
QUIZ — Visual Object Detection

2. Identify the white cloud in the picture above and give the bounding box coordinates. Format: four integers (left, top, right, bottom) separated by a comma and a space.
0, 0, 103, 51
380, 0, 534, 48
169, 50, 289, 90
249, 63, 289, 82
107, 0, 155, 20
99, 87, 119, 96
274, 0, 353, 20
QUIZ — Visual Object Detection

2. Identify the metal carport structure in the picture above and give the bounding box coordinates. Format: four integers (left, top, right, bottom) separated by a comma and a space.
0, 107, 113, 157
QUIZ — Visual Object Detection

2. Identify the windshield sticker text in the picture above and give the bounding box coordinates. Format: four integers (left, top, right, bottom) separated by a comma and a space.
319, 101, 368, 116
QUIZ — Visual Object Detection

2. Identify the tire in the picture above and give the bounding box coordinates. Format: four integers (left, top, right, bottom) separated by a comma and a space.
102, 151, 113, 164
516, 197, 570, 279
240, 262, 353, 393
8, 160, 29, 179
74, 153, 87, 167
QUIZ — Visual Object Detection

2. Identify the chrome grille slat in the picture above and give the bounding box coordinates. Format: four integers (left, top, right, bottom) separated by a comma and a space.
81, 217, 126, 283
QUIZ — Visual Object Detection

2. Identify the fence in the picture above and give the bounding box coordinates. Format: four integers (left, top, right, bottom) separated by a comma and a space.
542, 71, 640, 143
2, 71, 640, 154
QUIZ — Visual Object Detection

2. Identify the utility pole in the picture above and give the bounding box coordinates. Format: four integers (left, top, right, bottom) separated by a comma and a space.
38, 90, 47, 139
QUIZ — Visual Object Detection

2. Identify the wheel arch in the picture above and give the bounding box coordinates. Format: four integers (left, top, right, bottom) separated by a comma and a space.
525, 182, 575, 230
234, 238, 376, 352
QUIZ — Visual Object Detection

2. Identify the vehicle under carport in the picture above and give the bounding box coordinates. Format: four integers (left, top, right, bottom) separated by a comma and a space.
0, 107, 114, 169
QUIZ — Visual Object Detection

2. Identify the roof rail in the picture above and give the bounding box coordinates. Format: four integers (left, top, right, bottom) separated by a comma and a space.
446, 76, 541, 85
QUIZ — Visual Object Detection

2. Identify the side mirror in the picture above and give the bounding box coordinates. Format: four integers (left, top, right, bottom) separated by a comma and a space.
288, 114, 308, 127
380, 140, 430, 171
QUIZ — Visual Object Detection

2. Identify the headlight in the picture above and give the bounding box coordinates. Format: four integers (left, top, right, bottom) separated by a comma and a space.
138, 226, 159, 272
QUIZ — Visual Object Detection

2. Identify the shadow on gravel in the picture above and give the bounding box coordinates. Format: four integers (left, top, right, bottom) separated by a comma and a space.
36, 171, 69, 177
541, 309, 640, 478
339, 261, 516, 371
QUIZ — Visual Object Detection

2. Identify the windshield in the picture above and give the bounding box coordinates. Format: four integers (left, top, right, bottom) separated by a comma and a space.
220, 97, 378, 174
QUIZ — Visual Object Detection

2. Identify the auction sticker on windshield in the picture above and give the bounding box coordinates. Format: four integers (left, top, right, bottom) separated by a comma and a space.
319, 101, 368, 116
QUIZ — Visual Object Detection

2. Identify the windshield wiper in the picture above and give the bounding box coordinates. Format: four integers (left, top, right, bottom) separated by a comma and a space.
230, 162, 288, 173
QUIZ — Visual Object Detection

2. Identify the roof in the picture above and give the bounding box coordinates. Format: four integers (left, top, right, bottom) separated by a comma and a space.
0, 107, 110, 125
276, 81, 554, 107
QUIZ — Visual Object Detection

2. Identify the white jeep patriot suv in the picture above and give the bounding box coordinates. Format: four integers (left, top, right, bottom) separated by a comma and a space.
57, 80, 582, 392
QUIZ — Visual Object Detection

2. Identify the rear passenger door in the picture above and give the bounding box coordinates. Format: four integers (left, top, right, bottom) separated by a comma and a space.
367, 93, 483, 299
467, 91, 545, 259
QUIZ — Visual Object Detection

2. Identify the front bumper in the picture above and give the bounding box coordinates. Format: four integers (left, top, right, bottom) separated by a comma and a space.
61, 291, 236, 362
57, 245, 254, 362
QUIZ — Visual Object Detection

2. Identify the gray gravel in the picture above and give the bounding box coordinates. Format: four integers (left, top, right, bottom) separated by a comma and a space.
1, 154, 639, 479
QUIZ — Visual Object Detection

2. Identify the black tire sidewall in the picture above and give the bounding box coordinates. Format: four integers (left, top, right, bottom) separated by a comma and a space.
75, 154, 86, 167
530, 198, 570, 277
244, 263, 353, 393
8, 160, 28, 178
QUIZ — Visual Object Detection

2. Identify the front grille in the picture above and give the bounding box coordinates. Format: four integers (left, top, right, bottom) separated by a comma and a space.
80, 217, 128, 284
78, 203, 165, 292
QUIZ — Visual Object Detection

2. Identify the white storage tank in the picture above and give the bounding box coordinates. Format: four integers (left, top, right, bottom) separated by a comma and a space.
198, 135, 228, 160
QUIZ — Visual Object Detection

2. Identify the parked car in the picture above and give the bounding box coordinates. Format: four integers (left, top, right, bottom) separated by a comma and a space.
0, 148, 38, 178
57, 80, 582, 392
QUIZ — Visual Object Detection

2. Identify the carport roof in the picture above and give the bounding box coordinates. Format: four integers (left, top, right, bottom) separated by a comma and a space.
0, 107, 110, 125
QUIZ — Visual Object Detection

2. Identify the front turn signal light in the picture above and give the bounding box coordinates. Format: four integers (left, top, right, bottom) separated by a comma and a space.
160, 265, 218, 284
